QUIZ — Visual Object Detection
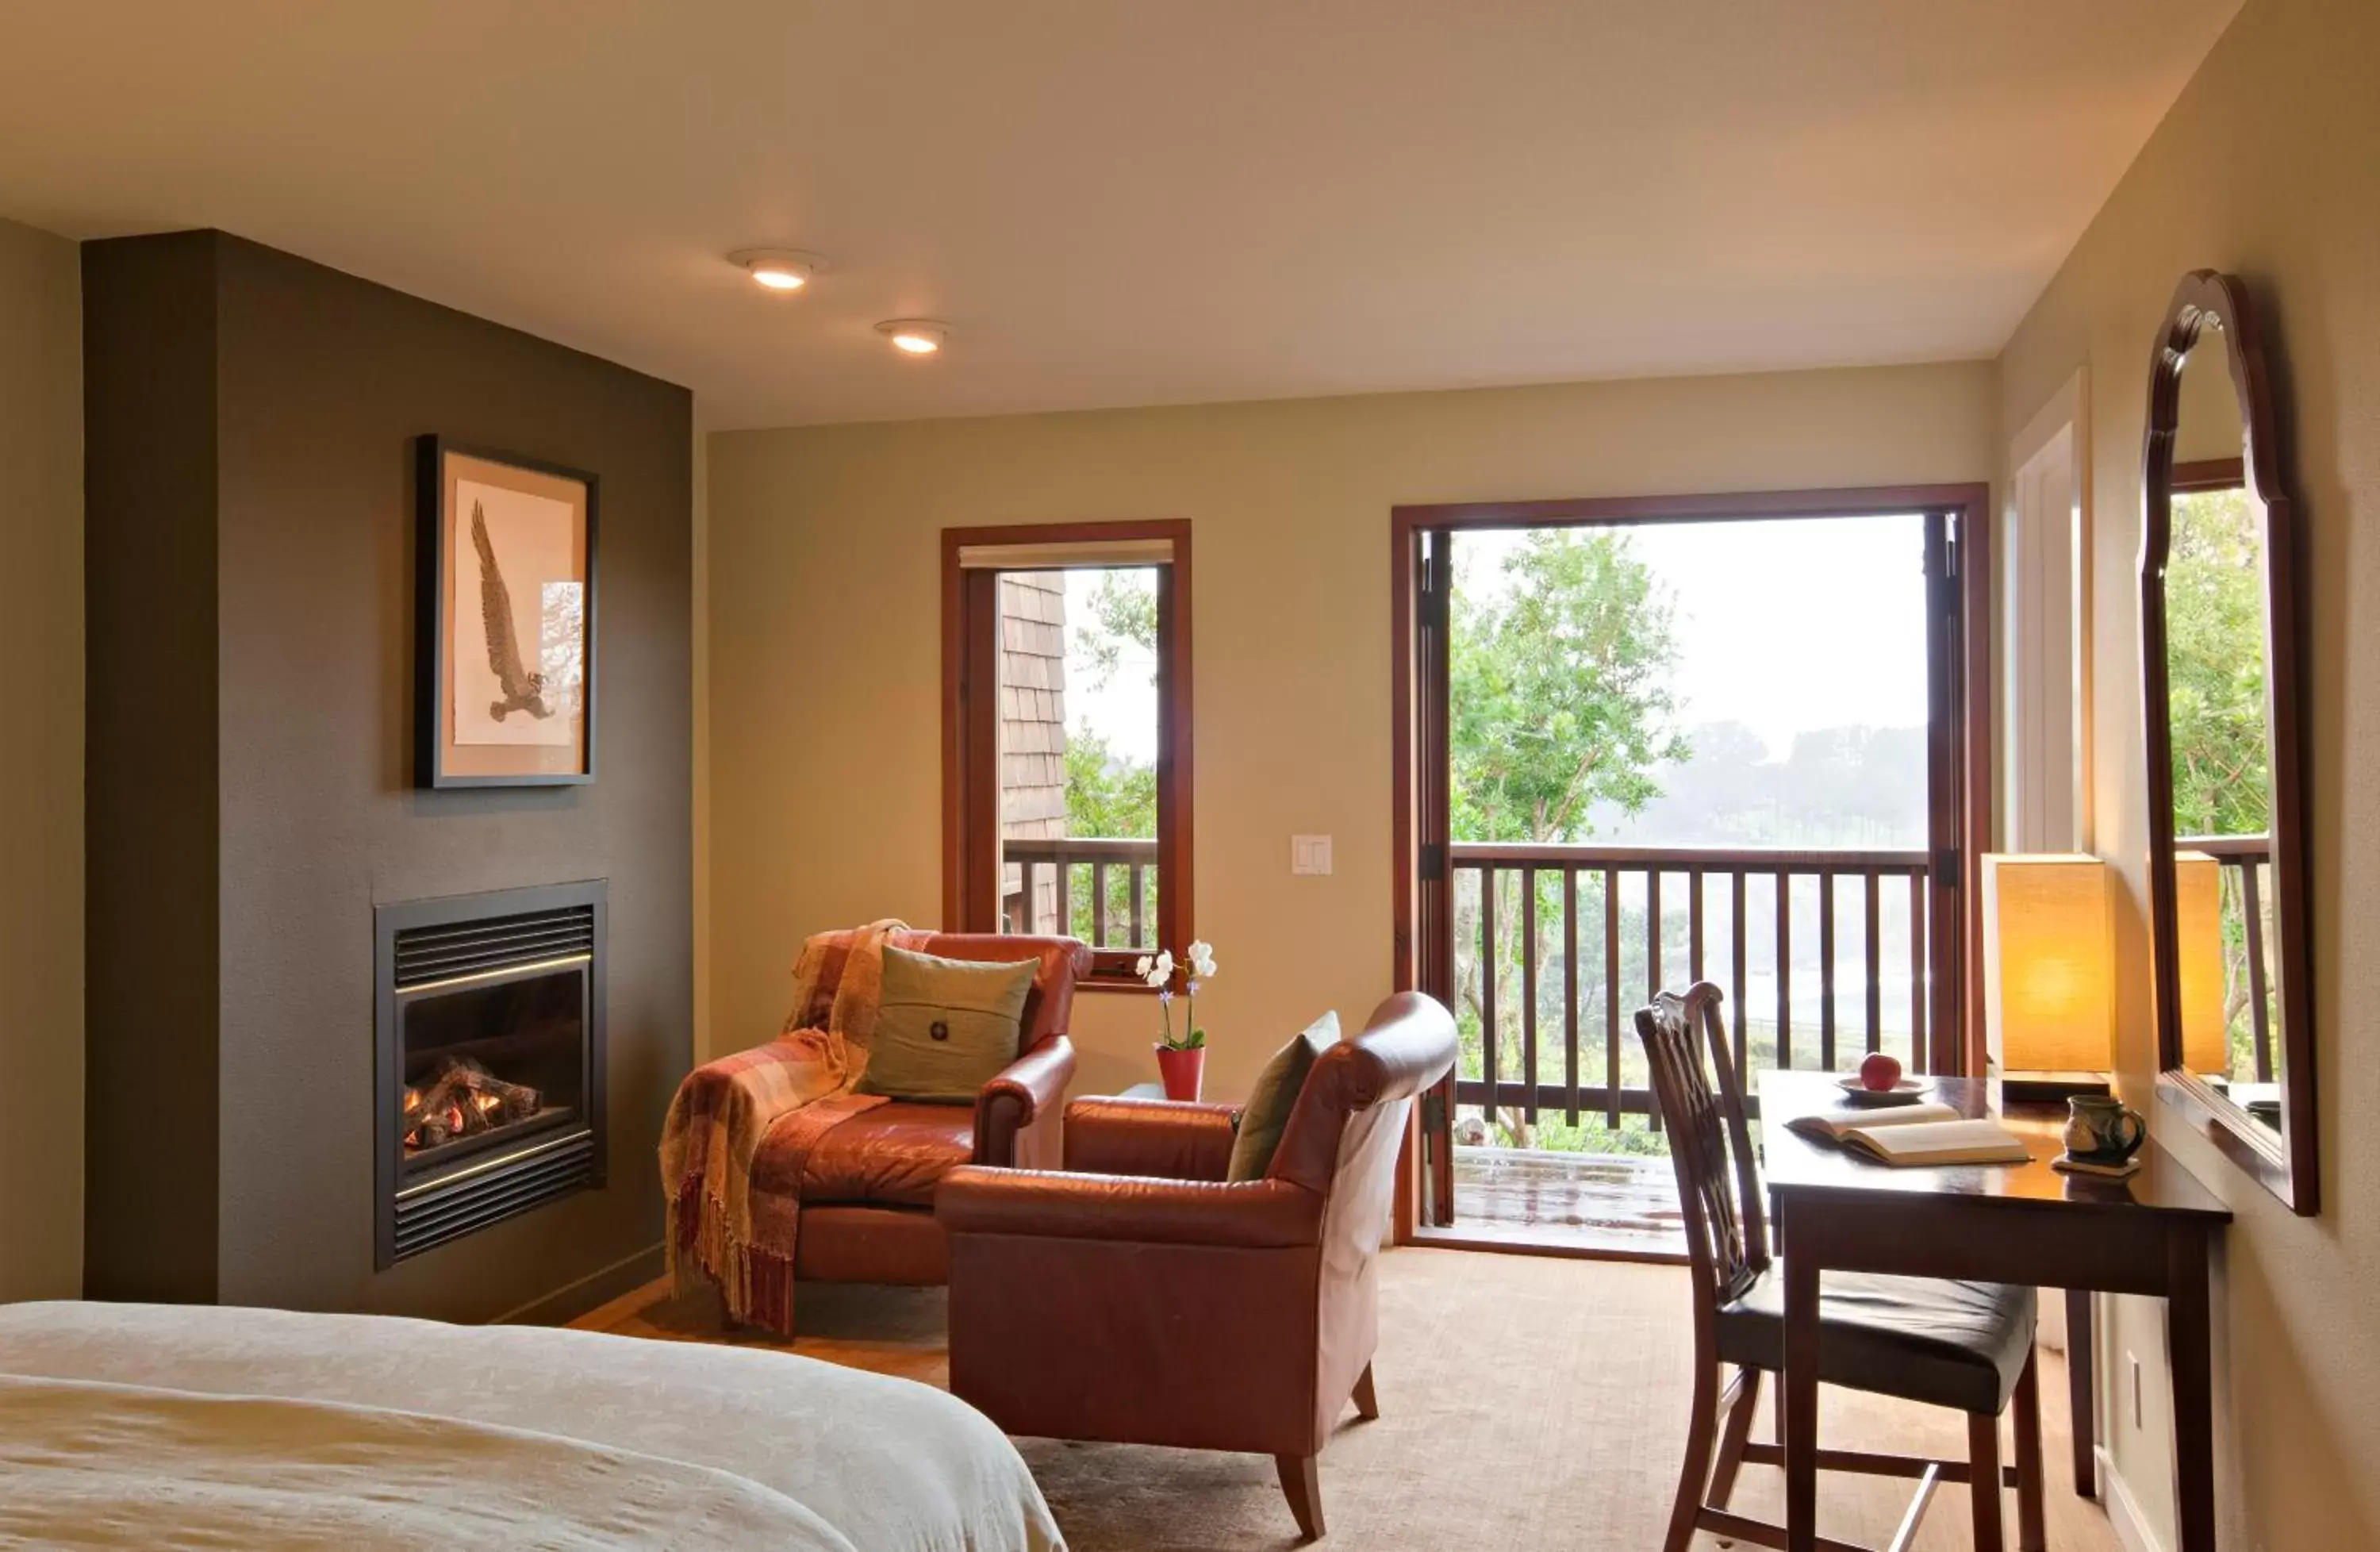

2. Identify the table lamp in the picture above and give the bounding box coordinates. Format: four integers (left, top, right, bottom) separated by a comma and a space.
1981, 854, 2113, 1086
2173, 851, 2232, 1074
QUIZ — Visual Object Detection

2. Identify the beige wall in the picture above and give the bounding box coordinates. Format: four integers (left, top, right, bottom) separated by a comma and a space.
1996, 0, 2380, 1544
707, 362, 1996, 1105
692, 410, 713, 1061
0, 216, 83, 1300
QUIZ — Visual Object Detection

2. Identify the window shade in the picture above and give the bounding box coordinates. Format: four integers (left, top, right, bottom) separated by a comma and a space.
956, 537, 1175, 570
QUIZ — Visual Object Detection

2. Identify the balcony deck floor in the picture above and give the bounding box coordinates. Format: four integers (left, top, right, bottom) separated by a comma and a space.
1418, 1145, 1688, 1261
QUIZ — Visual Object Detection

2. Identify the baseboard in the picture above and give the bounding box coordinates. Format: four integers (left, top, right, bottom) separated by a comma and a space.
494, 1243, 664, 1328
2096, 1446, 2171, 1552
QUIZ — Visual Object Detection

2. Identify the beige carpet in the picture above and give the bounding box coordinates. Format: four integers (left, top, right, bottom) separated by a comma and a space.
578, 1250, 2119, 1551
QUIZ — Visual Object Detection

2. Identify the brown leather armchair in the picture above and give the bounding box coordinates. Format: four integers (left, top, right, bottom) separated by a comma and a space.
758, 933, 1088, 1293
935, 992, 1457, 1542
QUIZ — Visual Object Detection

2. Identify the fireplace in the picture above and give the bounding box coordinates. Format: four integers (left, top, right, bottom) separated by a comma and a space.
374, 882, 607, 1266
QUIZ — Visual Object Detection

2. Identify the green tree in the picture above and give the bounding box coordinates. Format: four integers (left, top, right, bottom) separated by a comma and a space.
2164, 490, 2271, 839
1447, 530, 1690, 1154
1073, 569, 1157, 691
1064, 728, 1155, 839
1451, 530, 1690, 844
2163, 489, 2276, 1074
1061, 571, 1160, 943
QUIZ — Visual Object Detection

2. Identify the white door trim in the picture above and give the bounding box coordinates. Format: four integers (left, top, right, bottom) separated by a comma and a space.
2003, 367, 2093, 853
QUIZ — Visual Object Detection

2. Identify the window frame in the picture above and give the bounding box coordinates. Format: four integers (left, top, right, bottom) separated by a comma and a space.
940, 519, 1193, 989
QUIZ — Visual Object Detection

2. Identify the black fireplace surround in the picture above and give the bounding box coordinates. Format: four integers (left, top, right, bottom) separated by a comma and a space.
374, 882, 608, 1267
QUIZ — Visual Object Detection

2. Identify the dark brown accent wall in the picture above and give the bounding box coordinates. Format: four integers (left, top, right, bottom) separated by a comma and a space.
83, 232, 692, 1321
81, 232, 223, 1304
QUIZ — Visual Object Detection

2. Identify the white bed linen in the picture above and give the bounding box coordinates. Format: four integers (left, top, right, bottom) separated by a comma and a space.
1, 1372, 854, 1549
0, 1301, 1064, 1552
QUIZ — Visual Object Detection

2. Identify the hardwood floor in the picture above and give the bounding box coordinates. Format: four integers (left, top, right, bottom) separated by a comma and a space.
577, 1250, 2120, 1551
578, 1273, 950, 1386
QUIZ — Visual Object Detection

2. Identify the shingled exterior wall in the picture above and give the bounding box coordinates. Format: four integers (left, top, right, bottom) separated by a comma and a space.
1000, 573, 1067, 932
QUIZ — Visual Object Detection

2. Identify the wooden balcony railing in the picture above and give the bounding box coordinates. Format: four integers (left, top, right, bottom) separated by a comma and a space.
1451, 842, 1933, 1128
2178, 834, 2277, 1081
1003, 836, 1158, 951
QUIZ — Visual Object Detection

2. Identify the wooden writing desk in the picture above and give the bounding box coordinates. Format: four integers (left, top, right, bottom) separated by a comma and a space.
1760, 1070, 2231, 1552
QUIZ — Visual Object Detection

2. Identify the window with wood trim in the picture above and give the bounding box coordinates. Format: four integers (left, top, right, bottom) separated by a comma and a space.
942, 521, 1192, 987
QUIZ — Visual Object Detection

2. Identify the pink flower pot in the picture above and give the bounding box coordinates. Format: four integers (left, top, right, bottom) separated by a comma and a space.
1155, 1043, 1207, 1102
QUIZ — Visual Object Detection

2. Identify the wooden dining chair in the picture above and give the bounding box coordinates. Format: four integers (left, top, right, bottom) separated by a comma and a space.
1635, 982, 2045, 1552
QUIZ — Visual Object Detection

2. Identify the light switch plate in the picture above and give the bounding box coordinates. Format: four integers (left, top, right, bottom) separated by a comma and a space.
1292, 835, 1334, 875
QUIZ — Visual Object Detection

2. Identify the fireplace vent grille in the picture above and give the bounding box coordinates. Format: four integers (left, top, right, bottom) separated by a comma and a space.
376, 882, 607, 1270
393, 1129, 597, 1261
392, 905, 597, 989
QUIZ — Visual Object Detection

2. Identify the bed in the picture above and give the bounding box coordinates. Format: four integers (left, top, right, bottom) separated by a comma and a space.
0, 1300, 1064, 1550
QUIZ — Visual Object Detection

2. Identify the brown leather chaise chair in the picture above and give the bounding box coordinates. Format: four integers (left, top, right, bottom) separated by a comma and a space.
762, 933, 1088, 1293
935, 991, 1457, 1542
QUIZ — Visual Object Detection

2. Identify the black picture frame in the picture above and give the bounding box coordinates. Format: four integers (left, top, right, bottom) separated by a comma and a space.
415, 436, 599, 788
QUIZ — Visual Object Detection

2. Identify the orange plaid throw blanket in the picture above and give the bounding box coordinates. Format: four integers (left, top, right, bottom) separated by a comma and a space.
659, 920, 932, 1333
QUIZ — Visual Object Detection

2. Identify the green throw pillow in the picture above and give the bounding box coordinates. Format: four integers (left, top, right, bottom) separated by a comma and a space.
856, 947, 1039, 1104
1226, 1011, 1342, 1181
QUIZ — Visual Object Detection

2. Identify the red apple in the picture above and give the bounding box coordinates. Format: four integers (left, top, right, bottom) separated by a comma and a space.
1859, 1051, 1904, 1092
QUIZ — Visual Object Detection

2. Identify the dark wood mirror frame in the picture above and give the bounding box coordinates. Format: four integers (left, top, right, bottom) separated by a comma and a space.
2139, 270, 2317, 1214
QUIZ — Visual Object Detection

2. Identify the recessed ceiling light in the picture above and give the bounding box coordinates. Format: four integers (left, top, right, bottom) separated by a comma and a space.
877, 319, 947, 355
730, 249, 824, 291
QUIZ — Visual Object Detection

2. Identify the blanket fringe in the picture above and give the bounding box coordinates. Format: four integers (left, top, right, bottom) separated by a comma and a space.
670, 1177, 797, 1336
658, 920, 926, 1339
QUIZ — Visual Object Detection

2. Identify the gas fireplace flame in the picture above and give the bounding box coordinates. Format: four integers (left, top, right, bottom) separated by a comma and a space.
401, 1058, 542, 1153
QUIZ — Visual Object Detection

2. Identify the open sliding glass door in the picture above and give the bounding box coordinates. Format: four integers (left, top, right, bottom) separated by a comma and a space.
1925, 507, 1986, 1074
1401, 525, 1456, 1227
1394, 489, 1991, 1242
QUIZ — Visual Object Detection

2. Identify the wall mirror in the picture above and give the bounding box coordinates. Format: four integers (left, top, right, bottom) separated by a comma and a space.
2139, 270, 2316, 1213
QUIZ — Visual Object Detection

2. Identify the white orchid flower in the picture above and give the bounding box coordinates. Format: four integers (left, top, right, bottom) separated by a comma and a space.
1187, 940, 1218, 978
1143, 950, 1176, 989
1134, 955, 1154, 979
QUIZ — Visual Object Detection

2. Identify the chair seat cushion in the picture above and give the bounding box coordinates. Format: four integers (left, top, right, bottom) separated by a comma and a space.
1717, 1267, 2036, 1415
764, 1103, 975, 1208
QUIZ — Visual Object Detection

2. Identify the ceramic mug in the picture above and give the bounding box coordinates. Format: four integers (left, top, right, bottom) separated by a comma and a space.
2063, 1094, 2148, 1162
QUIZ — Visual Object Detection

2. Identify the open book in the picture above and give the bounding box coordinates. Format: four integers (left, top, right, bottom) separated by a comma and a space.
1785, 1102, 2033, 1167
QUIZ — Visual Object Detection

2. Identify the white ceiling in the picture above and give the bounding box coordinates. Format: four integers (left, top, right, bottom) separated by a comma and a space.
0, 2, 2240, 428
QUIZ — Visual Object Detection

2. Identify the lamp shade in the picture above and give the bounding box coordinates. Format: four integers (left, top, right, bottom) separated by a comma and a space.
1981, 854, 2113, 1074
2173, 851, 2232, 1074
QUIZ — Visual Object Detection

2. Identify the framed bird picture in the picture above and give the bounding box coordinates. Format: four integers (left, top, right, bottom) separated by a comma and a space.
415, 438, 597, 786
